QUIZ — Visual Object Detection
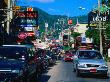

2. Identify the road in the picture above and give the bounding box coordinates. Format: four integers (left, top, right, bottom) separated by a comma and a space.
38, 60, 110, 82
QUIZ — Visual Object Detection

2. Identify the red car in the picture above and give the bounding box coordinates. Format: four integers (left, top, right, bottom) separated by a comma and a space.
63, 51, 74, 61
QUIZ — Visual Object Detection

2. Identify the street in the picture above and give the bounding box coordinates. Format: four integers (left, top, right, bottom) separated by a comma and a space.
38, 60, 110, 82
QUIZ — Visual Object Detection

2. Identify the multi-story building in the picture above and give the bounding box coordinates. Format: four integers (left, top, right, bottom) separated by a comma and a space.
0, 0, 7, 45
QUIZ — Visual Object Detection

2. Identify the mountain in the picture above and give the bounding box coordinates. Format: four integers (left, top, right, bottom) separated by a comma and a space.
33, 7, 88, 39
35, 7, 88, 30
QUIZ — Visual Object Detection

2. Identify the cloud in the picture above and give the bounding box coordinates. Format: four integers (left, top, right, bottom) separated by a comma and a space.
28, 0, 55, 3
48, 8, 55, 11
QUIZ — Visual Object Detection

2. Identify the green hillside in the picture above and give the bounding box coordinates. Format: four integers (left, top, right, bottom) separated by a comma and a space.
34, 7, 88, 39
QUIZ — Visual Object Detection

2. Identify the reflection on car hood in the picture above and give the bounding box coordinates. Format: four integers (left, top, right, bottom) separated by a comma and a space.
78, 59, 106, 65
0, 59, 25, 70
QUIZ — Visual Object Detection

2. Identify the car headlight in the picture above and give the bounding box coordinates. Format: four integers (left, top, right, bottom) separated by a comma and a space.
11, 70, 20, 73
78, 63, 87, 68
100, 65, 108, 68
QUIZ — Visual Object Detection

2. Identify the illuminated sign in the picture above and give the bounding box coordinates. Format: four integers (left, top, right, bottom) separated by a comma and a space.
18, 32, 27, 39
24, 27, 34, 31
20, 18, 37, 26
15, 11, 38, 27
16, 11, 38, 18
27, 32, 35, 36
27, 7, 33, 11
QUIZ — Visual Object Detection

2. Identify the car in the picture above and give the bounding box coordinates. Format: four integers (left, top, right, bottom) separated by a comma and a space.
63, 51, 74, 62
46, 50, 56, 65
73, 50, 108, 77
0, 45, 38, 82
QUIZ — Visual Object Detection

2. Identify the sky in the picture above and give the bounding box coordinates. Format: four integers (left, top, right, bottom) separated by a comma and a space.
17, 0, 98, 17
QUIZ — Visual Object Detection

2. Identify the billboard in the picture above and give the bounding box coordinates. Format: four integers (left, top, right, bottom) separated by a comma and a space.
88, 8, 110, 27
15, 11, 38, 27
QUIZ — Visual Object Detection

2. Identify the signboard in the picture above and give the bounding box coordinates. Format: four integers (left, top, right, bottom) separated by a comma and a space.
81, 37, 86, 43
108, 48, 110, 57
18, 32, 27, 39
92, 15, 107, 22
68, 19, 73, 25
16, 11, 38, 18
15, 11, 38, 27
14, 6, 20, 10
45, 23, 48, 27
88, 10, 109, 27
24, 27, 34, 31
35, 30, 39, 36
27, 32, 35, 36
20, 18, 37, 27
27, 7, 33, 11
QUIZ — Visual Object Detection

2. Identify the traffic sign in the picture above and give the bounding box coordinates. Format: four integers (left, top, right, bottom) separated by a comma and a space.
27, 7, 33, 11
18, 32, 27, 39
68, 19, 73, 25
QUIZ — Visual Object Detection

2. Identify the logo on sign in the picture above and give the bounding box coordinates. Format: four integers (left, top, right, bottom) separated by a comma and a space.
81, 37, 86, 43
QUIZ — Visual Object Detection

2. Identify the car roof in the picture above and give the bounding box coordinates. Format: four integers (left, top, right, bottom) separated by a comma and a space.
77, 50, 99, 52
2, 45, 34, 48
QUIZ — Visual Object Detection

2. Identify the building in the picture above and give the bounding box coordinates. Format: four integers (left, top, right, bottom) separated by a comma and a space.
0, 0, 7, 45
74, 24, 88, 34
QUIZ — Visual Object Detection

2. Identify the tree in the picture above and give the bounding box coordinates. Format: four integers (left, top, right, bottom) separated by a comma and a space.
71, 31, 81, 39
85, 29, 100, 45
106, 22, 110, 39
102, 0, 106, 4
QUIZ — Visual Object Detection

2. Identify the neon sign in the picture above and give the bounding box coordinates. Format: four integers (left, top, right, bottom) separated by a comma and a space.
16, 11, 38, 18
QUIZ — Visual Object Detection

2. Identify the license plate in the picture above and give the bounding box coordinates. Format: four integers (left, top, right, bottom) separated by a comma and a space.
90, 69, 97, 72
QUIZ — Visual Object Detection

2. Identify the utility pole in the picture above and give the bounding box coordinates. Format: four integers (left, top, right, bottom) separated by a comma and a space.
7, 0, 11, 34
98, 0, 103, 55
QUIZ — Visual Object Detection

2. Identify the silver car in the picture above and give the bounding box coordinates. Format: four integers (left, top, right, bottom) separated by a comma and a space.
73, 50, 108, 77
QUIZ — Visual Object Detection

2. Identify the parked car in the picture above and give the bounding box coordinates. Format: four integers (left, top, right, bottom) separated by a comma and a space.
0, 45, 38, 82
46, 50, 56, 65
63, 51, 74, 62
35, 49, 49, 74
73, 50, 108, 77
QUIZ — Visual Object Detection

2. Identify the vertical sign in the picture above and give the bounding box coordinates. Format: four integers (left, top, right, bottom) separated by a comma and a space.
45, 23, 48, 27
108, 48, 110, 57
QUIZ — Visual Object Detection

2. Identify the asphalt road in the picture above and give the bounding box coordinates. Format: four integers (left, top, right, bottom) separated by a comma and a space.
38, 60, 110, 82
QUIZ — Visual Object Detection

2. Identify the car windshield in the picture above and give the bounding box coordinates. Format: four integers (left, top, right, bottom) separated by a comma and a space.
78, 51, 103, 59
0, 47, 28, 60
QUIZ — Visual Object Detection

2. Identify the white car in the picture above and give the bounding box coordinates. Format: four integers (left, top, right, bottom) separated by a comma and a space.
73, 50, 108, 77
